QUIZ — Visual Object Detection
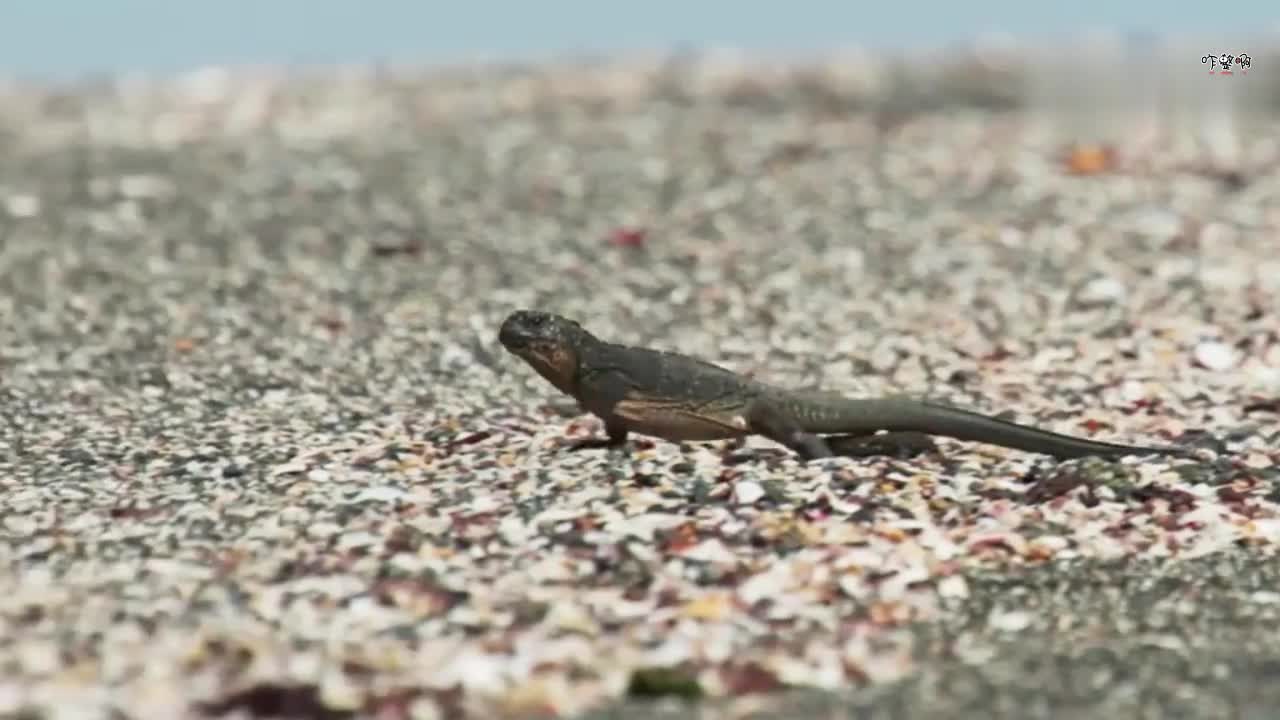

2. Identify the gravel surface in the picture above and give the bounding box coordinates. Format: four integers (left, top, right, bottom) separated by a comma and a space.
1, 55, 1279, 719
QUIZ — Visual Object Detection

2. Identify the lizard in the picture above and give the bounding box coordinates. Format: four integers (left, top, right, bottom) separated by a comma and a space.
497, 309, 1193, 461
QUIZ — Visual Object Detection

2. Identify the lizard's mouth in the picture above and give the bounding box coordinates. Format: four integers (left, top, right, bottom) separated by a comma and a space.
520, 342, 563, 367
513, 342, 578, 391
498, 330, 558, 365
497, 325, 532, 352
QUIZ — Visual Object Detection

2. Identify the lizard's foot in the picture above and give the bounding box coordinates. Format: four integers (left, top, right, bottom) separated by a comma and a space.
565, 436, 628, 453
744, 399, 834, 460
563, 421, 630, 454
825, 431, 938, 459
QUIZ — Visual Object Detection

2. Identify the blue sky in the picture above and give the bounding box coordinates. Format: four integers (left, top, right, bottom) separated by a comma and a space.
2, 0, 1275, 79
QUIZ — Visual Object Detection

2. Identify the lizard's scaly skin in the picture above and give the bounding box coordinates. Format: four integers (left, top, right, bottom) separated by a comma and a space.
497, 310, 1190, 461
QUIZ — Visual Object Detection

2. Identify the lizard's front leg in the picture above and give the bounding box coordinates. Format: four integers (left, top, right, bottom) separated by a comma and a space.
562, 370, 632, 453
566, 417, 630, 452
746, 399, 834, 460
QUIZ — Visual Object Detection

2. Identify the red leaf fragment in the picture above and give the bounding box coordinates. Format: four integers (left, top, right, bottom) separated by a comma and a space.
721, 662, 783, 695
1062, 144, 1118, 175
608, 227, 648, 248
1079, 418, 1110, 433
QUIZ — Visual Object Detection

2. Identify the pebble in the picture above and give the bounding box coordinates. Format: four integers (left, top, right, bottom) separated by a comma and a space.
1077, 275, 1128, 306
732, 480, 766, 504
4, 193, 40, 218
987, 609, 1035, 633
350, 486, 405, 503
1194, 341, 1239, 370
680, 539, 740, 567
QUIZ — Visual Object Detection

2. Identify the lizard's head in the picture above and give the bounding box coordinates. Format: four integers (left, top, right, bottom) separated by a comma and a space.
498, 310, 592, 390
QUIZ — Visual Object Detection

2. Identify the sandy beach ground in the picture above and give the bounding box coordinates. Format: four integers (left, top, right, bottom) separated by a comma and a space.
2, 49, 1279, 719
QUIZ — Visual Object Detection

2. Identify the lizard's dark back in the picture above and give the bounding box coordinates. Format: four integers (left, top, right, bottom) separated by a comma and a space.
579, 342, 762, 404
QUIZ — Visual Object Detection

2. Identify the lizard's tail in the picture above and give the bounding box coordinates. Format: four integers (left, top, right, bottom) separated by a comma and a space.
821, 396, 1187, 460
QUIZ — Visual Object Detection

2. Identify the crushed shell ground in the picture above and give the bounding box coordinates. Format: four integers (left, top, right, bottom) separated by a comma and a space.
0, 56, 1278, 719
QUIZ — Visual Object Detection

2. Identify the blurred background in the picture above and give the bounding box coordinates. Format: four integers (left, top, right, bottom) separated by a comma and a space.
4, 0, 1277, 160
2, 0, 1278, 78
